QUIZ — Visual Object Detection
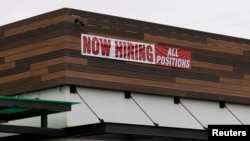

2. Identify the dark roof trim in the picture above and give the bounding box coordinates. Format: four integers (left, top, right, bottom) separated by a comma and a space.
0, 122, 208, 141
65, 122, 208, 140
0, 124, 63, 136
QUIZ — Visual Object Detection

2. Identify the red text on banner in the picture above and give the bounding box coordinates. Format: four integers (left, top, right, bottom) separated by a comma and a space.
81, 34, 191, 69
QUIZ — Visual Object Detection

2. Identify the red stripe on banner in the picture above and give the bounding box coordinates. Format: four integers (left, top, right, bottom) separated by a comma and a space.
155, 46, 191, 69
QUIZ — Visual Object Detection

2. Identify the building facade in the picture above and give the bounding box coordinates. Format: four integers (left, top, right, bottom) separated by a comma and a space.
0, 8, 250, 141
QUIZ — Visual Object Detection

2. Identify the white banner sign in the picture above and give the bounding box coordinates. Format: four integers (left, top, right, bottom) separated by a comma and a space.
81, 34, 191, 69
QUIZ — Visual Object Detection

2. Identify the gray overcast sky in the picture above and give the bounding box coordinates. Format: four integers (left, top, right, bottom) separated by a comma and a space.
1, 0, 250, 39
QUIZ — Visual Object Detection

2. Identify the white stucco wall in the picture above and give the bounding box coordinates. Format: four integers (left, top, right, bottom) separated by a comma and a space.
1, 85, 250, 138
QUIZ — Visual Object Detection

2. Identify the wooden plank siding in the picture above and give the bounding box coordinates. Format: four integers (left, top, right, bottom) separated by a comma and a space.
0, 8, 250, 104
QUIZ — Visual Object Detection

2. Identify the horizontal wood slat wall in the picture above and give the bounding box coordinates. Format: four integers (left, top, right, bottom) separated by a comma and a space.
1, 8, 250, 104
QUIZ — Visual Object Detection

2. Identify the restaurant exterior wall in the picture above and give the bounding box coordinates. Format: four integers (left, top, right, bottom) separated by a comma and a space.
0, 8, 250, 104
3, 85, 250, 131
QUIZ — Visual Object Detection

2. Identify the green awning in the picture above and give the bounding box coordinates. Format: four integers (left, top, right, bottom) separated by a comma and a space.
0, 96, 79, 104
0, 96, 79, 122
0, 108, 31, 114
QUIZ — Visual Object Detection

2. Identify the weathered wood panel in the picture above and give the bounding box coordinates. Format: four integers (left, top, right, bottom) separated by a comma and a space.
144, 34, 244, 55
207, 38, 250, 51
0, 8, 250, 105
